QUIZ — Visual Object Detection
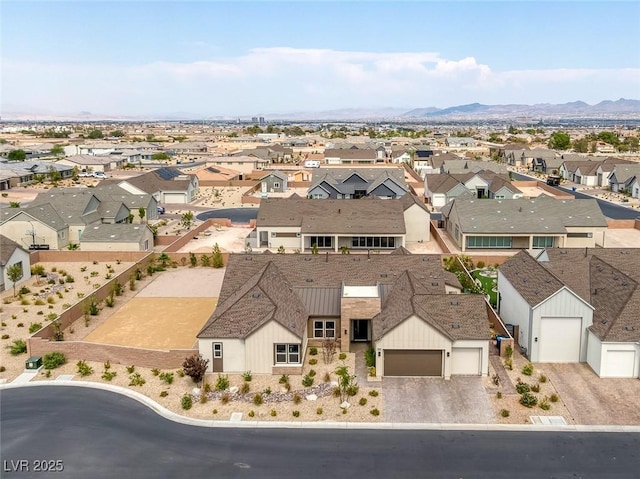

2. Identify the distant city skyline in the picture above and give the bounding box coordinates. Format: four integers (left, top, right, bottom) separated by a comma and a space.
2, 1, 639, 117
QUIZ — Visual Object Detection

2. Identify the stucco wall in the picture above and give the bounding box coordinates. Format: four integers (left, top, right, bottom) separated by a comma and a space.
245, 321, 303, 374
199, 338, 246, 373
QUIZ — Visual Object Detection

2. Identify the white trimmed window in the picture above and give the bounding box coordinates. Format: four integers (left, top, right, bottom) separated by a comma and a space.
275, 344, 300, 364
313, 320, 336, 339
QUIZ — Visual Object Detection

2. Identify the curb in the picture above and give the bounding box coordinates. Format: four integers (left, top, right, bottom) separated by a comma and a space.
3, 381, 640, 432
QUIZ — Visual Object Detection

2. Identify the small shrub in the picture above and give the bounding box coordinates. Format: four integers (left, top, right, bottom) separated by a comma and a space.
323, 372, 331, 382
539, 398, 551, 410
214, 374, 229, 391
151, 368, 161, 376
270, 409, 277, 417
308, 369, 316, 377
346, 384, 359, 397
539, 374, 548, 383
316, 407, 323, 415
203, 382, 212, 393
1, 334, 8, 339
220, 392, 230, 404
43, 352, 66, 369
160, 391, 168, 398
45, 370, 51, 378
104, 360, 111, 370
309, 358, 318, 365
515, 381, 531, 394
242, 371, 253, 382
65, 275, 74, 283
248, 410, 255, 418
333, 386, 341, 398
309, 346, 318, 356
102, 371, 117, 381
531, 384, 540, 393
47, 296, 55, 304
338, 353, 347, 360
62, 303, 71, 309
34, 299, 45, 306
21, 298, 31, 306
500, 409, 510, 417
240, 382, 250, 394
177, 369, 185, 378
129, 373, 145, 387
0, 366, 5, 372
47, 313, 58, 321
181, 395, 192, 410
293, 392, 302, 405
550, 393, 559, 403
521, 363, 534, 376
369, 390, 379, 397
126, 365, 136, 374
253, 393, 264, 406
159, 372, 174, 385
262, 385, 271, 394
37, 311, 43, 316
76, 360, 93, 377
19, 286, 31, 295
292, 410, 300, 418
365, 347, 376, 367
368, 366, 376, 377
200, 394, 208, 404
504, 358, 513, 370
359, 397, 367, 406
212, 409, 218, 415
302, 375, 314, 387
477, 261, 486, 269
279, 374, 289, 385
370, 408, 380, 416
519, 392, 538, 408
496, 391, 503, 399
7, 339, 27, 355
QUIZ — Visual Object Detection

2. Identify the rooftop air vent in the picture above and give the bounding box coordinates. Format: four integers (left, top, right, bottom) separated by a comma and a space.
252, 292, 261, 298
305, 278, 314, 283
452, 323, 461, 329
304, 257, 312, 261
431, 282, 438, 286
450, 300, 459, 306
624, 326, 635, 331
380, 273, 388, 278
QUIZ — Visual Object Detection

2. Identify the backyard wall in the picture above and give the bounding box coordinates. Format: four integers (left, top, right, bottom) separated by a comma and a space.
30, 251, 149, 263
430, 221, 451, 253
161, 219, 231, 253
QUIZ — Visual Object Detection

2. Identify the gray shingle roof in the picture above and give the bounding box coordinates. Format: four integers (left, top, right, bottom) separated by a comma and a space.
0, 234, 24, 265
1, 203, 67, 231
79, 224, 151, 243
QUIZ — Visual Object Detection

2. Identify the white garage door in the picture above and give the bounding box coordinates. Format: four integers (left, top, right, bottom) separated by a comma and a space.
604, 350, 636, 378
539, 317, 582, 362
164, 193, 186, 204
451, 348, 481, 375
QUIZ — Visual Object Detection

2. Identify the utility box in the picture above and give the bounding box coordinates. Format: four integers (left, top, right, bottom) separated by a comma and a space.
25, 356, 42, 370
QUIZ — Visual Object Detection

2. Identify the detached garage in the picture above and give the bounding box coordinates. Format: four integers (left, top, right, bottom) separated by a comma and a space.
383, 350, 442, 377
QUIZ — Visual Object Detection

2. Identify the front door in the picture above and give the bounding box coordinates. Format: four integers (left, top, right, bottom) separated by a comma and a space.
352, 320, 370, 342
212, 342, 223, 372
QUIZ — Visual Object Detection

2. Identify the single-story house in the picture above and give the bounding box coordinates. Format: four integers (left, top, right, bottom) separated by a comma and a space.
608, 164, 640, 196
440, 195, 607, 251
197, 253, 491, 378
252, 195, 430, 251
102, 167, 199, 204
79, 224, 154, 251
445, 137, 476, 148
0, 235, 31, 293
56, 154, 124, 173
425, 171, 522, 209
260, 171, 288, 193
559, 160, 601, 186
207, 156, 269, 174
323, 148, 380, 165
498, 249, 640, 378
0, 204, 70, 250
307, 168, 408, 200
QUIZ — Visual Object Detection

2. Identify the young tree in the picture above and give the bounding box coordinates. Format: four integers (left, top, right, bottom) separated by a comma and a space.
31, 264, 45, 285
212, 243, 224, 268
6, 263, 23, 297
548, 131, 571, 150
138, 207, 146, 223
110, 130, 125, 137
157, 252, 170, 267
182, 353, 209, 387
7, 149, 26, 161
87, 129, 104, 139
180, 211, 194, 230
50, 144, 65, 156
152, 152, 170, 161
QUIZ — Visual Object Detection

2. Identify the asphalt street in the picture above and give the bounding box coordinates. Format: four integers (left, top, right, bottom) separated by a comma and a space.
510, 172, 640, 220
2, 387, 639, 479
196, 208, 258, 224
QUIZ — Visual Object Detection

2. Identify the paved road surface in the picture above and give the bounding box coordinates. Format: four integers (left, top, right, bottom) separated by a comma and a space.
2, 387, 639, 478
196, 208, 258, 224
511, 172, 640, 220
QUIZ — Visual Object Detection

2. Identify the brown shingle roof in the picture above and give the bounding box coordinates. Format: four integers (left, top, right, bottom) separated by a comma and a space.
499, 251, 564, 307
0, 235, 23, 265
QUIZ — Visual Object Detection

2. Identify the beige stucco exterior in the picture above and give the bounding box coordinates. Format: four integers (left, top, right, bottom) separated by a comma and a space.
245, 321, 305, 374
199, 338, 246, 373
0, 212, 68, 250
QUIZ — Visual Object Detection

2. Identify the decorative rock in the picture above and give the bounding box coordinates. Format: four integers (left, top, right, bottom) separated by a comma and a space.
340, 401, 350, 409
229, 386, 239, 394
192, 388, 200, 396
306, 394, 318, 401
331, 381, 339, 387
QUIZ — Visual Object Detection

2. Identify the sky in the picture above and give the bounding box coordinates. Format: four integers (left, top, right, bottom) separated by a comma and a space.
2, 1, 640, 118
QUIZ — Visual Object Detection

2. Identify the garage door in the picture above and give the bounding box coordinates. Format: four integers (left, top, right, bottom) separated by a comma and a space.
164, 193, 186, 204
451, 348, 481, 375
539, 317, 582, 362
384, 350, 442, 377
604, 350, 636, 378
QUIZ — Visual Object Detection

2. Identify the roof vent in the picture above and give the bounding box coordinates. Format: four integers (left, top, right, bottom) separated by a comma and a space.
380, 273, 388, 278
431, 282, 438, 286
304, 257, 312, 261
252, 292, 261, 298
353, 257, 360, 261
245, 256, 253, 260
601, 319, 608, 324
450, 300, 459, 306
625, 326, 635, 331
452, 323, 461, 329
305, 278, 314, 283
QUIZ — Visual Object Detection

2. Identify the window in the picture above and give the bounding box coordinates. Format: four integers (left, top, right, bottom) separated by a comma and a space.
313, 320, 336, 338
273, 182, 280, 189
532, 236, 554, 248
309, 236, 332, 248
351, 237, 396, 248
213, 343, 222, 358
275, 344, 300, 364
567, 232, 593, 238
466, 236, 512, 249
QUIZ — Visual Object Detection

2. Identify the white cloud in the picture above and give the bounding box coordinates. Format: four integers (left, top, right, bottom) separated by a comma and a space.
2, 48, 639, 116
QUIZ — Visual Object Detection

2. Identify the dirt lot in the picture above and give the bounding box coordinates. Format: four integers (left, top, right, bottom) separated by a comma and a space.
83, 298, 216, 350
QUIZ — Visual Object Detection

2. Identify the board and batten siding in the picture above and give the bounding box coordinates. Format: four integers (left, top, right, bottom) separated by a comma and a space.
255, 226, 302, 250
375, 315, 452, 379
245, 321, 304, 374
452, 340, 490, 377
199, 339, 246, 373
588, 331, 640, 378
531, 288, 593, 362
586, 331, 603, 376
497, 270, 533, 354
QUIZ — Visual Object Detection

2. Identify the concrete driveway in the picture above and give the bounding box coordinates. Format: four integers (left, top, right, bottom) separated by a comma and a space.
544, 363, 640, 425
383, 377, 495, 424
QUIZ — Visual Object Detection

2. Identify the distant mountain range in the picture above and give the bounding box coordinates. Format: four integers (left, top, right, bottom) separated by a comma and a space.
2, 99, 638, 122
